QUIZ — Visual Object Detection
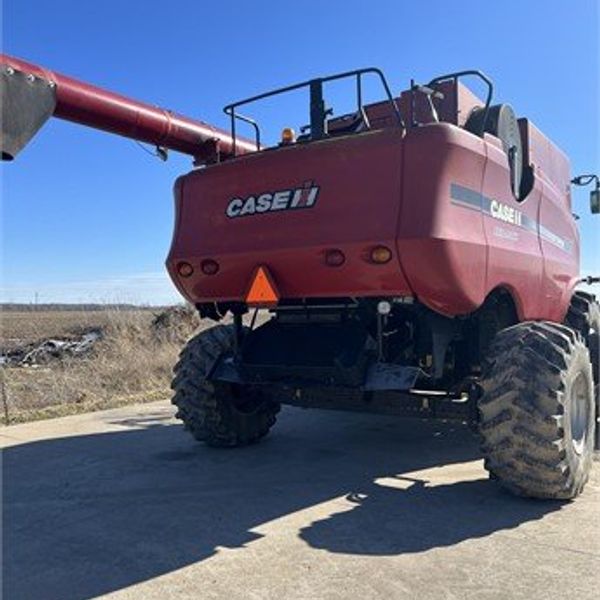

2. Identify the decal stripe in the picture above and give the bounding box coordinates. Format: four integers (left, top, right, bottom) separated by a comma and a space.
449, 183, 483, 211
450, 183, 572, 253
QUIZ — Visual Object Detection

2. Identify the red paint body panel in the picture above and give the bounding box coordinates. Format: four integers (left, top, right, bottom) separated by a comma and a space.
397, 124, 488, 315
521, 119, 579, 320
168, 118, 578, 321
167, 129, 413, 301
481, 134, 544, 319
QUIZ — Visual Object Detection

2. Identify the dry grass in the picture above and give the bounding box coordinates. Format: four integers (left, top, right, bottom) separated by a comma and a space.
1, 307, 206, 424
1, 310, 129, 351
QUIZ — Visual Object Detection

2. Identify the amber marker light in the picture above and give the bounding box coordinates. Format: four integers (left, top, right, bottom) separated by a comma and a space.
370, 245, 393, 264
281, 127, 296, 144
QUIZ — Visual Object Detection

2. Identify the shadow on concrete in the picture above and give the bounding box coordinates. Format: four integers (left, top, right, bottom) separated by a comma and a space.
3, 407, 563, 599
299, 477, 563, 555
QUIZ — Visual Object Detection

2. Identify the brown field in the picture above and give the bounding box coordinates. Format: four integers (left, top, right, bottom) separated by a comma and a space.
1, 309, 146, 351
0, 307, 207, 424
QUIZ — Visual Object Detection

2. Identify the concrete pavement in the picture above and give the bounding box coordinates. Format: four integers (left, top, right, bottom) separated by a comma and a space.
2, 401, 599, 599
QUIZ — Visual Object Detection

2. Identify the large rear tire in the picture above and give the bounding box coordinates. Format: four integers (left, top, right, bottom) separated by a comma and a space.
171, 324, 280, 447
479, 321, 594, 499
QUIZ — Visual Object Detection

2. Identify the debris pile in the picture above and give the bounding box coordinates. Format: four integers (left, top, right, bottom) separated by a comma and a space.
1, 330, 102, 366
1, 305, 199, 368
151, 304, 200, 344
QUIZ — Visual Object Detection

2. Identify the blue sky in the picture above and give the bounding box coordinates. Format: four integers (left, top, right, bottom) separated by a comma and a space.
1, 0, 598, 304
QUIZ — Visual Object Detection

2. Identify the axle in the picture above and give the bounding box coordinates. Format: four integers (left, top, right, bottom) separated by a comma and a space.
0, 54, 256, 162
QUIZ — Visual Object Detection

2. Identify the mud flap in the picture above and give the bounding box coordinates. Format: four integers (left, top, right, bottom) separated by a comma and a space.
1, 65, 56, 160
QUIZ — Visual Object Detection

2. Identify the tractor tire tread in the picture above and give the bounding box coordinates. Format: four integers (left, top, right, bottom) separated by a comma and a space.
171, 324, 280, 447
479, 321, 593, 499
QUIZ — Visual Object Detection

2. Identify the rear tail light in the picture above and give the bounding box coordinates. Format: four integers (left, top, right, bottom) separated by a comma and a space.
369, 245, 392, 264
200, 259, 219, 275
177, 261, 194, 277
325, 249, 345, 267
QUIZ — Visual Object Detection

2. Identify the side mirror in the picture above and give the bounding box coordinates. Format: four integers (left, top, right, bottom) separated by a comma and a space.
572, 174, 600, 215
591, 189, 600, 214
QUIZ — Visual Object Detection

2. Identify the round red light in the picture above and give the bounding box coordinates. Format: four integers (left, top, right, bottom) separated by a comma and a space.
200, 259, 220, 275
177, 261, 194, 277
325, 249, 345, 267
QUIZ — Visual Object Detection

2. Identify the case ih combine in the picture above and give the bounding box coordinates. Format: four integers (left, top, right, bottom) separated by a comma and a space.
2, 54, 599, 500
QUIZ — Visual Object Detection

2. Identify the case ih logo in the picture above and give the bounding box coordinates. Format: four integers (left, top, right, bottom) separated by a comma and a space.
490, 199, 523, 226
226, 182, 320, 218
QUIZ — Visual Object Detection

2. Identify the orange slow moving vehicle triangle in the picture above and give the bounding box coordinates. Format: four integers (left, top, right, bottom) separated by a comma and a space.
246, 265, 280, 306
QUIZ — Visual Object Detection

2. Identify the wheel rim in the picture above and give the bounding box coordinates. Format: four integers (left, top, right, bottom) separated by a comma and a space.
570, 371, 591, 454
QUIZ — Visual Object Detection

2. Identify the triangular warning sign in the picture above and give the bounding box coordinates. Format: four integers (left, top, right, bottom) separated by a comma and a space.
246, 265, 280, 306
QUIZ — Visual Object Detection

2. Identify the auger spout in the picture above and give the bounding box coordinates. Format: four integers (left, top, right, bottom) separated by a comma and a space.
0, 54, 256, 162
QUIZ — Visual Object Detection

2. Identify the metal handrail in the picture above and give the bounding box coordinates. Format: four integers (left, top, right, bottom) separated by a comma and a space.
428, 70, 494, 136
223, 67, 404, 155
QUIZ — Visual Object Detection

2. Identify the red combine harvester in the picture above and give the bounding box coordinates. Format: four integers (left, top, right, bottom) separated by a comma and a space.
2, 54, 599, 499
